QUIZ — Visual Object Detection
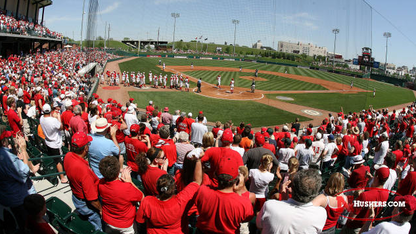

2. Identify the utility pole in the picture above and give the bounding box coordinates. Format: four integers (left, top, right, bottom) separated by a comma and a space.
108, 24, 110, 47
80, 0, 86, 50
157, 27, 160, 49
232, 19, 239, 57
104, 21, 107, 50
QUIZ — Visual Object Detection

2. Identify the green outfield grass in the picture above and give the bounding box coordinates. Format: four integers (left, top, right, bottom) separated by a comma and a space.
119, 58, 325, 91
129, 91, 310, 127
266, 87, 415, 113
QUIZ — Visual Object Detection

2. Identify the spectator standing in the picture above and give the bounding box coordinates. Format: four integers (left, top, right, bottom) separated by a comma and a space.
89, 118, 120, 179
136, 147, 168, 196
174, 131, 195, 173
39, 103, 67, 183
6, 97, 23, 137
98, 156, 144, 233
123, 105, 139, 136
64, 132, 102, 231
69, 105, 88, 135
190, 113, 208, 147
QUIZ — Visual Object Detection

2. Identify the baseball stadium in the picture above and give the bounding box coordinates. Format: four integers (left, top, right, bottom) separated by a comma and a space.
1, 0, 416, 234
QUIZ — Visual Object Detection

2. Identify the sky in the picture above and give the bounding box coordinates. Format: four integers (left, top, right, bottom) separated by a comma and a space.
44, 0, 416, 68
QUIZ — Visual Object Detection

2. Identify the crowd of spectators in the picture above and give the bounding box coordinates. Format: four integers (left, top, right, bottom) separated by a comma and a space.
1, 48, 416, 234
0, 11, 62, 39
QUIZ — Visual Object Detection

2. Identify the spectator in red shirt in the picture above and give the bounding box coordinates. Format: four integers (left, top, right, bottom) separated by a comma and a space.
63, 132, 102, 231
236, 122, 245, 135
195, 155, 254, 233
347, 155, 370, 189
212, 121, 222, 138
136, 156, 202, 234
61, 101, 74, 144
69, 105, 88, 135
23, 194, 55, 234
6, 97, 23, 137
136, 147, 168, 196
98, 156, 144, 233
146, 100, 154, 114
125, 124, 150, 179
344, 167, 390, 232
398, 155, 416, 196
155, 125, 177, 175
111, 111, 128, 155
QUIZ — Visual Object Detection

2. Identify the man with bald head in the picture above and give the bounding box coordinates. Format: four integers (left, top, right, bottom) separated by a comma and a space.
69, 105, 88, 134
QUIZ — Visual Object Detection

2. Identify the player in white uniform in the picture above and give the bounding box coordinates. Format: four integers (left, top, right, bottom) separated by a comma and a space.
163, 63, 166, 71
185, 77, 189, 92
230, 78, 235, 93
115, 73, 120, 86
131, 72, 136, 86
163, 75, 167, 89
175, 74, 179, 87
149, 71, 153, 84
170, 75, 174, 89
154, 75, 158, 88
179, 76, 183, 90
217, 75, 221, 89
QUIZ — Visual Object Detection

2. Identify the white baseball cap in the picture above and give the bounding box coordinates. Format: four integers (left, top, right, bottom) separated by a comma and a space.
43, 104, 51, 113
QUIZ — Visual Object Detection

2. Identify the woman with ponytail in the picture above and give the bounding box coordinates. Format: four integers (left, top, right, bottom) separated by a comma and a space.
249, 154, 275, 213
136, 155, 202, 234
136, 147, 168, 196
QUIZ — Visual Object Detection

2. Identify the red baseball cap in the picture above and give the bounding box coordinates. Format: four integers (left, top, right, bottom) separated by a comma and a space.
275, 126, 279, 131
164, 107, 169, 112
263, 132, 270, 139
394, 195, 416, 215
157, 123, 164, 130
112, 100, 117, 104
291, 128, 296, 132
2, 86, 8, 91
221, 130, 233, 143
199, 111, 203, 114
216, 156, 239, 180
261, 127, 267, 133
97, 98, 103, 103
293, 137, 298, 143
307, 128, 313, 135
130, 124, 140, 133
255, 132, 265, 145
117, 103, 123, 108
71, 132, 92, 148
107, 98, 112, 103
129, 98, 134, 102
375, 166, 390, 182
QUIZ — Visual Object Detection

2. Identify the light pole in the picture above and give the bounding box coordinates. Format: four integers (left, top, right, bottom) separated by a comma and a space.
383, 32, 391, 74
171, 13, 180, 52
232, 19, 239, 57
332, 28, 339, 70
80, 0, 86, 50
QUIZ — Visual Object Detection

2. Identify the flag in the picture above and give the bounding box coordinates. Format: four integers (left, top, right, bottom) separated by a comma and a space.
205, 38, 208, 41
199, 35, 203, 39
195, 37, 197, 40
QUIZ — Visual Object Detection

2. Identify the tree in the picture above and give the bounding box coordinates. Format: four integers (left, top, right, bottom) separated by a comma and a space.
123, 37, 130, 41
224, 46, 231, 54
97, 36, 104, 40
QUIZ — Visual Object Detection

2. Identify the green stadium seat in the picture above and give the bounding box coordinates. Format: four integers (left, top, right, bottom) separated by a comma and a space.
56, 212, 96, 234
132, 178, 145, 192
45, 196, 72, 223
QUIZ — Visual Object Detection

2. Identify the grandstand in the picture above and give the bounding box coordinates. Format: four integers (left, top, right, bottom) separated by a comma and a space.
0, 0, 62, 57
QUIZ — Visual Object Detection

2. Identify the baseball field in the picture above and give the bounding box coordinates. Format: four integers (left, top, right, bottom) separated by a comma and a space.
114, 57, 415, 128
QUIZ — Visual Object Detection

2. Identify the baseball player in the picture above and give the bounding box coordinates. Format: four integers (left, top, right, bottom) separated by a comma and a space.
149, 71, 153, 84
350, 80, 354, 88
179, 76, 183, 90
185, 77, 189, 92
251, 78, 256, 93
163, 75, 167, 89
154, 75, 158, 88
191, 62, 194, 69
239, 66, 242, 72
230, 78, 235, 93
131, 72, 135, 86
115, 73, 120, 86
217, 75, 221, 89
170, 75, 174, 89
163, 63, 166, 71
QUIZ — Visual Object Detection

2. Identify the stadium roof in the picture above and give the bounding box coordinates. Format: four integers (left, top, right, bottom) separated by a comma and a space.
31, 0, 53, 8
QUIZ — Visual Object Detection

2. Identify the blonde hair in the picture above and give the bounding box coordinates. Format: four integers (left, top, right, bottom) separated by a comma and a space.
202, 132, 214, 148
239, 166, 249, 181
260, 154, 273, 171
336, 136, 342, 145
288, 157, 299, 173
324, 172, 345, 196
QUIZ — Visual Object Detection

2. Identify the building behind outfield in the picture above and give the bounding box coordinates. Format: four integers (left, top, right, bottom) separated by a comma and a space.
278, 41, 327, 57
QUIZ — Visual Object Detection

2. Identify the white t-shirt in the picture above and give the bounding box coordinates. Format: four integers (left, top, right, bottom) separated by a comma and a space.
123, 113, 139, 136
383, 169, 397, 191
323, 142, 338, 162
40, 115, 62, 149
278, 148, 295, 171
190, 122, 208, 144
362, 221, 410, 234
312, 140, 325, 163
362, 139, 369, 154
374, 141, 389, 165
249, 169, 274, 198
257, 199, 326, 234
230, 145, 245, 157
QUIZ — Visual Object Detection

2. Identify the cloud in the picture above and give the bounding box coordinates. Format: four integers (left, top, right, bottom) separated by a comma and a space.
278, 12, 319, 30
98, 2, 120, 14
153, 0, 195, 5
